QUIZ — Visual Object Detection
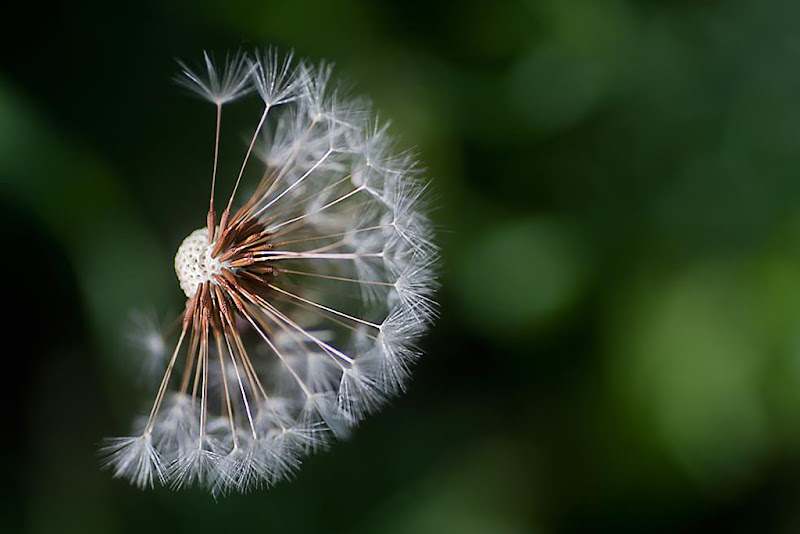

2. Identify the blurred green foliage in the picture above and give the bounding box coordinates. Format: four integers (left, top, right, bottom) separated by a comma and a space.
4, 0, 800, 532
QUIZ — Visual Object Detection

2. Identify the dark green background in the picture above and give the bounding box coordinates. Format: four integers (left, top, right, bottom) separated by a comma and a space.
4, 0, 800, 532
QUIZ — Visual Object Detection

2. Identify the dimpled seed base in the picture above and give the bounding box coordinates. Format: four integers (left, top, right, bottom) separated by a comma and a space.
174, 227, 224, 298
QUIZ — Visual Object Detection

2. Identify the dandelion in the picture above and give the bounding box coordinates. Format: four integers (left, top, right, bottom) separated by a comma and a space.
100, 49, 438, 494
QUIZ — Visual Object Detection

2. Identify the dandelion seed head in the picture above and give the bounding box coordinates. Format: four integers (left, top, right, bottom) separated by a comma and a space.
102, 48, 438, 494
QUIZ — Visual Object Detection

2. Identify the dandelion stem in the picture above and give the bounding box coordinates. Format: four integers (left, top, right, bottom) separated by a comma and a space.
221, 104, 271, 233
214, 330, 239, 447
278, 268, 394, 286
262, 301, 355, 367
240, 304, 313, 397
208, 103, 222, 242
267, 185, 364, 231
221, 328, 258, 439
253, 148, 334, 219
144, 327, 188, 434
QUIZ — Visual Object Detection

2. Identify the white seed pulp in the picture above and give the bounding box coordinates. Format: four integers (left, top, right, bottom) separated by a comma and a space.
174, 227, 225, 298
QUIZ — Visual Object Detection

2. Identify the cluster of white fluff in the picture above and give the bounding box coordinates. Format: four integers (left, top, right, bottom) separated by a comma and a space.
100, 49, 437, 495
